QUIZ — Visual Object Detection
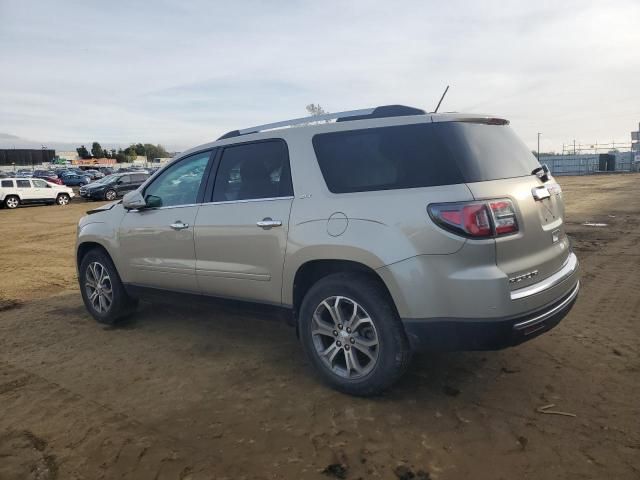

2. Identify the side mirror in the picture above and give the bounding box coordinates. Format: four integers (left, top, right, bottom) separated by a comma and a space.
122, 191, 147, 210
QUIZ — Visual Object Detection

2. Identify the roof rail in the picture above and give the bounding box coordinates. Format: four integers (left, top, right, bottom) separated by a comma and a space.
216, 104, 426, 140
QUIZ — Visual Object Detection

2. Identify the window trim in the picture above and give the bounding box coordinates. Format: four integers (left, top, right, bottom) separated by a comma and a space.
204, 138, 293, 204
140, 148, 216, 210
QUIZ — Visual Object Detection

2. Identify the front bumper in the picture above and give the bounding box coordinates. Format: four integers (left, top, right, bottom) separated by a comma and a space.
79, 189, 104, 199
402, 280, 579, 351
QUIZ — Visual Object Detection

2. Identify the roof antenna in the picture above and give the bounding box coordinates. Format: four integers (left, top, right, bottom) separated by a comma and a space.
433, 85, 449, 113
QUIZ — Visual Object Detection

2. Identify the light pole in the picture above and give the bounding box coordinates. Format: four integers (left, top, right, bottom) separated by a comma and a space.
537, 132, 541, 160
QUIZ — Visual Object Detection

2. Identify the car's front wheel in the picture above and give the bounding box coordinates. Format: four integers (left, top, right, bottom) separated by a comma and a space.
79, 248, 138, 325
299, 272, 411, 396
56, 193, 70, 205
4, 195, 19, 209
104, 189, 117, 201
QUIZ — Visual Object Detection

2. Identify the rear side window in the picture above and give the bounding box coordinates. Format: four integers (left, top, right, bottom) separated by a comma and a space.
16, 180, 31, 188
312, 123, 540, 193
131, 174, 148, 183
1, 180, 13, 188
213, 140, 293, 202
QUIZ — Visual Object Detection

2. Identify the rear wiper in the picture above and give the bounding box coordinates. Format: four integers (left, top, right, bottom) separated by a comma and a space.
532, 164, 550, 182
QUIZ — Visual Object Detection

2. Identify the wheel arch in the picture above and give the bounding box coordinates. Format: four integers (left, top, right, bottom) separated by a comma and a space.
291, 259, 400, 322
76, 241, 113, 269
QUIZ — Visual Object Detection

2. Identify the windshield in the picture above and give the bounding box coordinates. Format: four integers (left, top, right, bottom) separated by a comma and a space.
91, 174, 117, 185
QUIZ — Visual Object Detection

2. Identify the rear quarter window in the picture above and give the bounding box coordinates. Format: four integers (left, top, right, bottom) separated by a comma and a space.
312, 124, 464, 194
312, 122, 540, 194
1, 180, 13, 188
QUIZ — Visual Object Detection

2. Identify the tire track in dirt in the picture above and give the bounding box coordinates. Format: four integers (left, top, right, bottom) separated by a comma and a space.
0, 361, 218, 479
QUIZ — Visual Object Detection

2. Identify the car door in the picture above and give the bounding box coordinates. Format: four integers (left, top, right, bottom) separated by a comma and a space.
114, 175, 133, 196
31, 179, 55, 201
15, 179, 35, 202
118, 150, 214, 292
194, 139, 294, 304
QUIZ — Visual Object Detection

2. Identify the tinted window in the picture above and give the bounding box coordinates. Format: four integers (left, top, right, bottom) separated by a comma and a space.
213, 140, 292, 202
16, 180, 31, 188
437, 122, 540, 182
118, 175, 131, 184
1, 180, 13, 188
131, 173, 148, 183
144, 151, 210, 207
312, 123, 540, 193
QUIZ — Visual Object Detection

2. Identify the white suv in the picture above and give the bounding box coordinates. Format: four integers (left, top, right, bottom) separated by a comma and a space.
0, 178, 75, 209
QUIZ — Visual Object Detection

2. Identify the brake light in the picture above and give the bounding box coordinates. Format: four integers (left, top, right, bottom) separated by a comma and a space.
428, 199, 518, 238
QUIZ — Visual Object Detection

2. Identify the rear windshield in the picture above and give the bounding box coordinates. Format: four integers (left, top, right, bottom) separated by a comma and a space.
312, 122, 540, 193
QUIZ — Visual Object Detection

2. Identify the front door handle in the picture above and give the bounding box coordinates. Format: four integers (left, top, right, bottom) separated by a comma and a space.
170, 221, 189, 230
256, 217, 282, 229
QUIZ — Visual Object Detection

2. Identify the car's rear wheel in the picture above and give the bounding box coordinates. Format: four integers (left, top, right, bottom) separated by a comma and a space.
56, 193, 70, 205
79, 248, 138, 325
4, 195, 19, 209
104, 189, 117, 201
299, 272, 411, 396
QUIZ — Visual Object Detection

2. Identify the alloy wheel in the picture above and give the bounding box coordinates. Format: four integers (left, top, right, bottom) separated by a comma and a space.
6, 197, 18, 208
85, 262, 113, 314
57, 194, 69, 205
311, 296, 380, 379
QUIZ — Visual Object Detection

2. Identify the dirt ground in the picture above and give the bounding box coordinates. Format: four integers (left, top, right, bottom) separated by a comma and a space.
0, 174, 639, 480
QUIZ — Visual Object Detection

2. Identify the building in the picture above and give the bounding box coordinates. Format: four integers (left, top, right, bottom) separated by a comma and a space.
57, 151, 80, 162
0, 148, 55, 167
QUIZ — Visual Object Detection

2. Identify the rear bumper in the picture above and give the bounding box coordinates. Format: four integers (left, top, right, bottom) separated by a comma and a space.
402, 280, 579, 351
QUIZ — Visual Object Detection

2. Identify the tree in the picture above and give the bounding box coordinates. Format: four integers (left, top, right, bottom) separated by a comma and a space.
306, 103, 327, 117
91, 142, 104, 158
134, 143, 146, 156
114, 149, 127, 163
143, 143, 170, 160
76, 145, 91, 159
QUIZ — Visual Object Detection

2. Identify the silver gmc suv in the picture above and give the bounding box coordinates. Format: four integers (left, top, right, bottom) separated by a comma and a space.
76, 105, 580, 395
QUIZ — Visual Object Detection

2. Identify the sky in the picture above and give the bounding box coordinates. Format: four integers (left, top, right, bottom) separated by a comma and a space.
0, 0, 638, 153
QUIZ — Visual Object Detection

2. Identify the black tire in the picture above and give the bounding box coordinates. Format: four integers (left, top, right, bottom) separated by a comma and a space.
104, 189, 117, 201
299, 272, 411, 396
79, 248, 138, 325
4, 195, 20, 209
56, 193, 70, 206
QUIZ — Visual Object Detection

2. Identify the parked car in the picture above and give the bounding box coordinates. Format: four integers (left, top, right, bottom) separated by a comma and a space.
42, 176, 63, 185
83, 169, 105, 180
79, 172, 149, 201
1, 177, 74, 208
16, 169, 33, 178
76, 105, 580, 395
60, 173, 91, 186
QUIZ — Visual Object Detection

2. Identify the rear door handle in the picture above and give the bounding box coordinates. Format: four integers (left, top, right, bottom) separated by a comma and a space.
170, 221, 189, 230
256, 217, 282, 229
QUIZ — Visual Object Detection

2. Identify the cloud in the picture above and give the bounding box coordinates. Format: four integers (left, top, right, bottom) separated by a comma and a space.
0, 0, 638, 152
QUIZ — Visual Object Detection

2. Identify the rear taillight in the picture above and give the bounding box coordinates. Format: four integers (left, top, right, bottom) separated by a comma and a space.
428, 199, 519, 238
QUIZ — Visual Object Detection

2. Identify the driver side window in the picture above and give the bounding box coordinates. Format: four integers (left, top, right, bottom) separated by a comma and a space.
143, 151, 211, 208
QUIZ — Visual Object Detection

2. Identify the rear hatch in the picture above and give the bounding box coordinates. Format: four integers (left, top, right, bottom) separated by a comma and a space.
431, 118, 571, 291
